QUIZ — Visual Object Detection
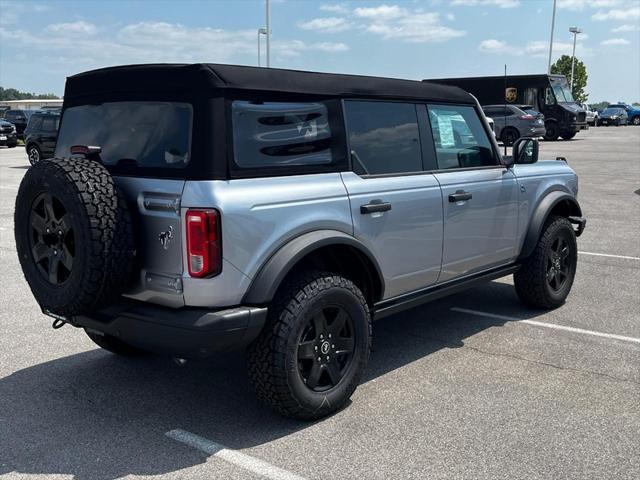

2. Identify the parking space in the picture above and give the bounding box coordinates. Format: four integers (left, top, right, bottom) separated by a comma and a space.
1, 127, 638, 479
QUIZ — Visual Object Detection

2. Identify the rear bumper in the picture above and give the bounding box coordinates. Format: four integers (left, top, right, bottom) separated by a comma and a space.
67, 301, 268, 358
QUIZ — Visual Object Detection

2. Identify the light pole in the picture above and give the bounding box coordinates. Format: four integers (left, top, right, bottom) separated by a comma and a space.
569, 26, 582, 90
265, 0, 271, 68
547, 0, 557, 74
257, 27, 267, 66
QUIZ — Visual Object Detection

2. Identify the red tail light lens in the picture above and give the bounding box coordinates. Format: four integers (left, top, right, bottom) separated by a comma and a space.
186, 209, 221, 278
520, 114, 535, 120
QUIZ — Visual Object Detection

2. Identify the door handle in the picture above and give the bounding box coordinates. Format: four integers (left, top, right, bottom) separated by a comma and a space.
448, 190, 473, 202
360, 201, 392, 214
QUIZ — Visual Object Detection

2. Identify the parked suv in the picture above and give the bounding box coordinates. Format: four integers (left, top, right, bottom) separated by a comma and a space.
3, 109, 39, 140
14, 64, 585, 420
0, 119, 18, 148
24, 112, 60, 165
482, 104, 546, 145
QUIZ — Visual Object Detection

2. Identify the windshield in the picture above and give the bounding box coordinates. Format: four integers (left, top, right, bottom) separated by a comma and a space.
602, 108, 622, 115
549, 77, 575, 103
55, 101, 192, 170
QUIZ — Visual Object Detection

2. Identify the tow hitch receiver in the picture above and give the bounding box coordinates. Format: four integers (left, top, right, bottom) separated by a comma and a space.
568, 216, 587, 237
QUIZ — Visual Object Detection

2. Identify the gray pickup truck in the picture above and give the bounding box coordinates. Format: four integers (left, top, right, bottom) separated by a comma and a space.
14, 64, 585, 420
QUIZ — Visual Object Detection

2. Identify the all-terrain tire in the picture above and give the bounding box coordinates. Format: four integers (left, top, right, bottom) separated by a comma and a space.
247, 271, 372, 420
15, 158, 134, 316
514, 216, 577, 309
85, 330, 146, 356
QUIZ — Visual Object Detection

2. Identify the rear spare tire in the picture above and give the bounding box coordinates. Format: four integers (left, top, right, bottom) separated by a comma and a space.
15, 158, 134, 317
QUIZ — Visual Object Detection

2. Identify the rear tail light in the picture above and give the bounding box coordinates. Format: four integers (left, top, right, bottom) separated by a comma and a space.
519, 114, 535, 120
186, 209, 221, 278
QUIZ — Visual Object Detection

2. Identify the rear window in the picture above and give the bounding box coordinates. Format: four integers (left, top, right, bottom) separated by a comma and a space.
231, 101, 333, 169
55, 102, 192, 169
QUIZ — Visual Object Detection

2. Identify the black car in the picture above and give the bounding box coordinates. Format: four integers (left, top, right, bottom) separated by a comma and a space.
3, 109, 41, 139
24, 112, 60, 164
0, 119, 18, 147
597, 107, 628, 126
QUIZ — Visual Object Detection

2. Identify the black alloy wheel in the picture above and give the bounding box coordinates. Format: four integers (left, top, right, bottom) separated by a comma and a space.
28, 145, 41, 165
545, 236, 571, 294
29, 192, 75, 285
297, 304, 355, 392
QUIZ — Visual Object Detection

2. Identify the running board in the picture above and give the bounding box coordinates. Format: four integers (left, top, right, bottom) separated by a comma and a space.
373, 264, 520, 320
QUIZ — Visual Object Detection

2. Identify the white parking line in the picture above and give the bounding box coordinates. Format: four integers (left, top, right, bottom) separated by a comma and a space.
579, 251, 640, 261
451, 307, 640, 345
166, 429, 308, 480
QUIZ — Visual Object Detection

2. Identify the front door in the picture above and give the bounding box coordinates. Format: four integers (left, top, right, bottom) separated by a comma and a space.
341, 100, 443, 299
427, 103, 519, 283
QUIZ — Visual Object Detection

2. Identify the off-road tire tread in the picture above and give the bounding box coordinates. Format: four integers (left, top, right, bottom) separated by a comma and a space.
514, 215, 576, 309
247, 271, 371, 420
15, 157, 134, 316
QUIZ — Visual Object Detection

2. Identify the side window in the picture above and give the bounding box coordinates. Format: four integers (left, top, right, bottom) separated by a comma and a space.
524, 88, 537, 107
232, 101, 332, 169
344, 101, 422, 175
28, 116, 43, 131
427, 104, 496, 170
544, 87, 556, 106
42, 116, 58, 132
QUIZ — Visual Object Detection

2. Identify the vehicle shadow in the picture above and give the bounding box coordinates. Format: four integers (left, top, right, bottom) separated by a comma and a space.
0, 280, 543, 479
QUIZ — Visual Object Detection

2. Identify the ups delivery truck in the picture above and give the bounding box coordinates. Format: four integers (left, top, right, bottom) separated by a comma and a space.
424, 74, 587, 141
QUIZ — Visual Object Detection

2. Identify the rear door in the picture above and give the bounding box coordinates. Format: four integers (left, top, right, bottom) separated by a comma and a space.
54, 101, 193, 306
341, 100, 443, 299
40, 115, 59, 157
427, 104, 519, 282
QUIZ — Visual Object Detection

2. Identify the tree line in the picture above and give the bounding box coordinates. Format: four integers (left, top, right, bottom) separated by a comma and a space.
0, 87, 59, 101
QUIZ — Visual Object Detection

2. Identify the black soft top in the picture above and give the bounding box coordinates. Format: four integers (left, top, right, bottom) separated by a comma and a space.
64, 63, 474, 104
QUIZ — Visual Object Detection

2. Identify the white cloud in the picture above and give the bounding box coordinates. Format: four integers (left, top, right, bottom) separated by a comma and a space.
354, 4, 408, 19
276, 39, 349, 57
298, 17, 351, 33
45, 21, 97, 35
319, 4, 349, 14
612, 24, 640, 32
592, 7, 640, 20
601, 37, 631, 45
365, 12, 465, 43
0, 1, 49, 26
451, 0, 520, 8
478, 38, 509, 53
446, 13, 456, 21
303, 5, 466, 43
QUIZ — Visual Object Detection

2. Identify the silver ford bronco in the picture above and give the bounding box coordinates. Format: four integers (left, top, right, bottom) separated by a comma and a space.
14, 64, 585, 420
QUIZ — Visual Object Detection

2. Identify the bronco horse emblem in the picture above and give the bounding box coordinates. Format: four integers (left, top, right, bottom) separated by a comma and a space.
158, 226, 174, 250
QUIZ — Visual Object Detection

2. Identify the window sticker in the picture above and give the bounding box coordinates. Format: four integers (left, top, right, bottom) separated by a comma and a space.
437, 114, 455, 148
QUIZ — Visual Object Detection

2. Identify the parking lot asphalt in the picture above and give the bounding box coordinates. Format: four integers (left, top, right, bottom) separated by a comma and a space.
0, 126, 638, 480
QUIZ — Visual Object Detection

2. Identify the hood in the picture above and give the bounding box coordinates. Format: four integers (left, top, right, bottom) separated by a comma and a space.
561, 103, 585, 113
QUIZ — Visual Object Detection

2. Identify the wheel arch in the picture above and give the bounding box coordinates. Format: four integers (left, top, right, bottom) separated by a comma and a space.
242, 230, 385, 306
519, 191, 582, 259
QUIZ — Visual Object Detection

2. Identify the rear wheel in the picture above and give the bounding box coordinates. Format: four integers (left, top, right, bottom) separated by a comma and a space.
85, 330, 146, 356
514, 216, 577, 309
501, 127, 519, 146
544, 121, 559, 141
247, 271, 371, 420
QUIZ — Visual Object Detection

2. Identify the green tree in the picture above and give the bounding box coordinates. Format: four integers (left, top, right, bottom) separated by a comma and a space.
0, 87, 59, 101
550, 55, 588, 104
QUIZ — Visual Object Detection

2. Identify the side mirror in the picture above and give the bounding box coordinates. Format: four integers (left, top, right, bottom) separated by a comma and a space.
513, 137, 539, 164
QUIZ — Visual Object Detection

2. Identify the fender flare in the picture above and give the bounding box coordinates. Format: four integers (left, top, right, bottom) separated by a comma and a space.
519, 191, 582, 259
242, 230, 385, 305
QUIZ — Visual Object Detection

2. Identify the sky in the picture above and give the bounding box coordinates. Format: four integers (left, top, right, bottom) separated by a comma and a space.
0, 0, 639, 103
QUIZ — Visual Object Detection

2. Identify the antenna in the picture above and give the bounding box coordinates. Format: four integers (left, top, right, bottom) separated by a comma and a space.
504, 64, 508, 156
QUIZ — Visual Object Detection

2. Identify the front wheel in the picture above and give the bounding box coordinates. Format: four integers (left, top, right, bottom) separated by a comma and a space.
514, 216, 577, 309
247, 271, 371, 420
560, 131, 577, 140
632, 116, 640, 126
